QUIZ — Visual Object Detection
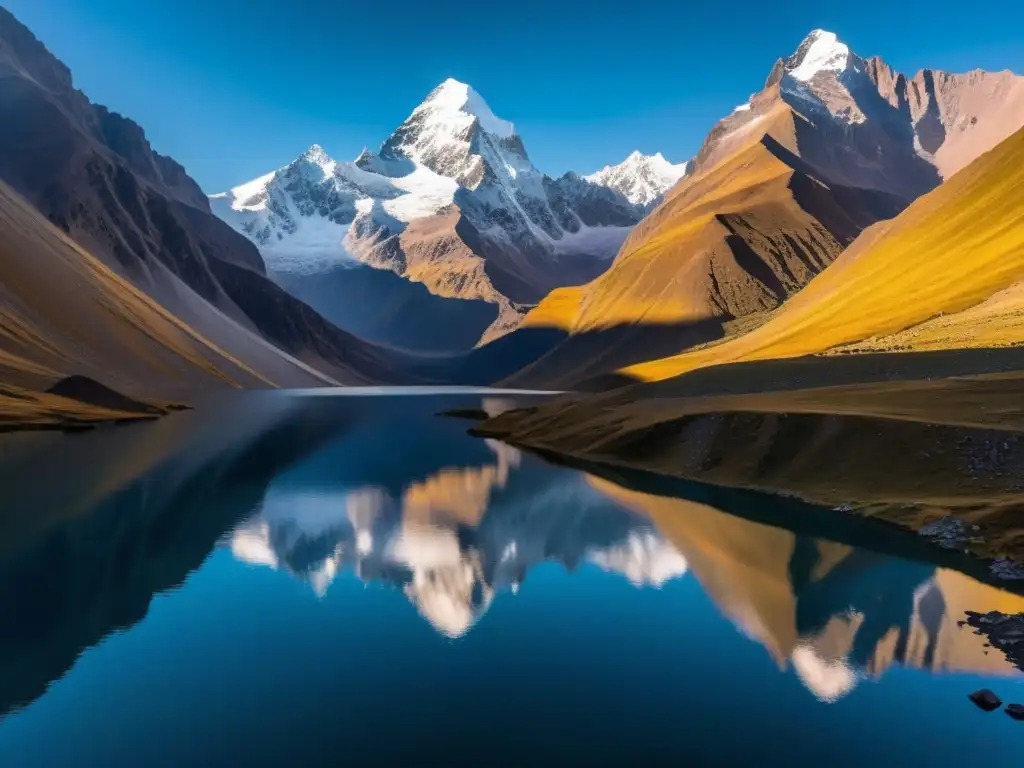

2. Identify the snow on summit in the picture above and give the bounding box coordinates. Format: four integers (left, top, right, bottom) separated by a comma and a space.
299, 143, 337, 175
586, 151, 689, 209
787, 30, 851, 81
416, 78, 516, 139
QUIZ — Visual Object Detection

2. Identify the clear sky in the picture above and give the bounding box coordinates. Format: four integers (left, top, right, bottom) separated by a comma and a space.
8, 0, 1023, 192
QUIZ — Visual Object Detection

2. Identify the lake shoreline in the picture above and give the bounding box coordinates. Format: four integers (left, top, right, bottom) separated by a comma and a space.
471, 359, 1024, 565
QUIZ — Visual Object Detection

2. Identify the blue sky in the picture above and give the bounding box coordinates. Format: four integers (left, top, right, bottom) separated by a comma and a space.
8, 0, 1023, 192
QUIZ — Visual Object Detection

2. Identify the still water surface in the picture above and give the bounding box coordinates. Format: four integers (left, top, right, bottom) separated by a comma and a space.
0, 391, 1021, 765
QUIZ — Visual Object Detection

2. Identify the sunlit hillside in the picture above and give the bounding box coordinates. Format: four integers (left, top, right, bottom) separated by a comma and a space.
626, 125, 1024, 381
524, 103, 903, 335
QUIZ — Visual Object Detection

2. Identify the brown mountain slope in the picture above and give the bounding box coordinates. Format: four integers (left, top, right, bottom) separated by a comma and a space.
0, 7, 409, 386
525, 108, 904, 334
0, 180, 333, 426
0, 181, 279, 395
626, 123, 1024, 382
351, 206, 525, 343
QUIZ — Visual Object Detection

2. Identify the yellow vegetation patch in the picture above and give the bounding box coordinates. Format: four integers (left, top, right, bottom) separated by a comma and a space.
521, 284, 586, 330
833, 280, 1024, 353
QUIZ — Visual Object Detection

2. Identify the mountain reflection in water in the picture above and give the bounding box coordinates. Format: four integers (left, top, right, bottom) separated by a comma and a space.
0, 391, 1022, 764
598, 479, 1024, 702
228, 436, 688, 636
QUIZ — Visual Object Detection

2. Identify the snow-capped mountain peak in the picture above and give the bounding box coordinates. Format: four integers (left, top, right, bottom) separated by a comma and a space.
364, 76, 535, 195
585, 151, 689, 209
299, 143, 337, 175
210, 144, 341, 216
774, 30, 871, 126
418, 78, 516, 139
785, 29, 852, 81
213, 170, 277, 212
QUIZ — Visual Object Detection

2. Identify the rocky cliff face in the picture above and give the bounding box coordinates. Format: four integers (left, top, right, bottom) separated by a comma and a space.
695, 29, 1024, 197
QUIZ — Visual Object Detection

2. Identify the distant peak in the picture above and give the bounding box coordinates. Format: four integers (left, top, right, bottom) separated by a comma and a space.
438, 77, 469, 90
302, 144, 332, 165
786, 29, 852, 82
796, 29, 841, 50
585, 150, 689, 207
594, 150, 686, 174
619, 151, 675, 167
418, 78, 515, 139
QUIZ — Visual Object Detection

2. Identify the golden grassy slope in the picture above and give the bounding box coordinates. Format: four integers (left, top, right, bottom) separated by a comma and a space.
835, 280, 1024, 353
626, 125, 1024, 381
524, 105, 902, 335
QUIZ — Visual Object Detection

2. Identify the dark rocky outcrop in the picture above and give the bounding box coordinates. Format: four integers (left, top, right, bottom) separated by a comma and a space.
968, 688, 1003, 711
46, 375, 164, 415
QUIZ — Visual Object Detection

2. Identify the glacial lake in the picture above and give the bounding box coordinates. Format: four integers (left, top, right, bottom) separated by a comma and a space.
0, 389, 1022, 766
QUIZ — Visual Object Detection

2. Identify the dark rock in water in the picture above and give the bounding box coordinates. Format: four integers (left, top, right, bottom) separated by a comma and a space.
969, 689, 1003, 711
1006, 703, 1024, 721
439, 408, 489, 421
46, 376, 163, 415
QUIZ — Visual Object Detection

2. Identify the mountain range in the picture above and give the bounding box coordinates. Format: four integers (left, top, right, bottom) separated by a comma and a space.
2, 6, 1024, 427
209, 80, 686, 349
